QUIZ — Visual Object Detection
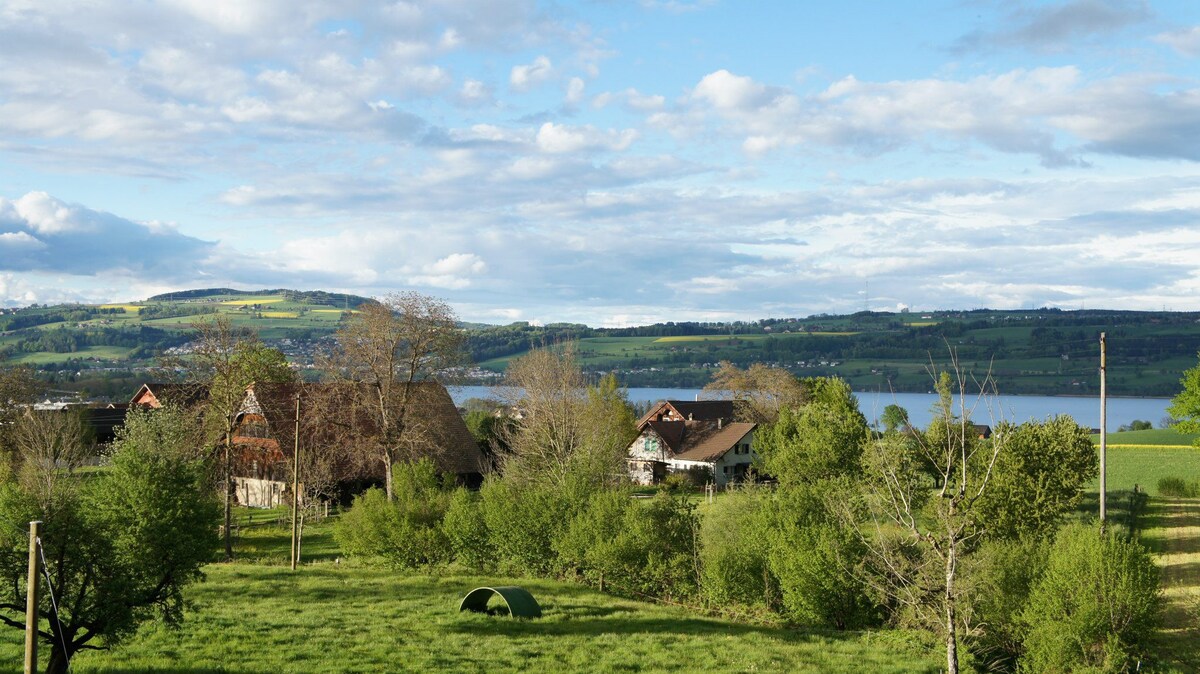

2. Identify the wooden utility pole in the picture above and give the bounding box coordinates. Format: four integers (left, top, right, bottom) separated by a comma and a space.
290, 392, 301, 571
24, 520, 40, 674
1100, 332, 1107, 527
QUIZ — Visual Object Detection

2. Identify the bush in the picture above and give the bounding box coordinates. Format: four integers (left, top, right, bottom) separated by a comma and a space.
442, 487, 492, 570
699, 486, 776, 609
1020, 524, 1160, 673
558, 489, 699, 600
962, 536, 1051, 672
479, 477, 573, 575
1157, 476, 1199, 498
333, 460, 451, 568
767, 483, 878, 629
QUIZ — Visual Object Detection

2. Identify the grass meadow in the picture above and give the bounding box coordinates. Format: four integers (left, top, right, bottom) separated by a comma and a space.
3, 441, 1199, 672
0, 515, 941, 673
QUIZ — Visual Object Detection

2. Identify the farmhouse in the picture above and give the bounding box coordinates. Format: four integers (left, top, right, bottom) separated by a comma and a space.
230, 381, 486, 507
627, 400, 756, 488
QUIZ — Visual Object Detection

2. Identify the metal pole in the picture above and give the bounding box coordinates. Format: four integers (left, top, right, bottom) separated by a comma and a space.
291, 392, 301, 571
1100, 332, 1107, 527
24, 520, 41, 674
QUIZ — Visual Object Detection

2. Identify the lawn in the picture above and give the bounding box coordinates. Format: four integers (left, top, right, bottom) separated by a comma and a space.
0, 516, 942, 674
1092, 428, 1200, 448
1086, 446, 1200, 496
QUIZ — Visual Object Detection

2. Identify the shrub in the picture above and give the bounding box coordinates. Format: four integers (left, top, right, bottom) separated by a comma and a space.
333, 460, 451, 568
767, 482, 878, 629
1157, 476, 1199, 498
479, 477, 573, 575
558, 489, 699, 600
442, 487, 492, 570
962, 536, 1051, 672
699, 486, 776, 609
1020, 524, 1160, 673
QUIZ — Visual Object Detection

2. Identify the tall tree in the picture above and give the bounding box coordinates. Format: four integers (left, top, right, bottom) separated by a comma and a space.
703, 361, 807, 424
0, 405, 219, 674
190, 316, 294, 559
324, 292, 465, 501
855, 361, 1006, 674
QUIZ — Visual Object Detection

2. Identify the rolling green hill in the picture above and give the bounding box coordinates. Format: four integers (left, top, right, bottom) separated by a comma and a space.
2, 294, 1199, 398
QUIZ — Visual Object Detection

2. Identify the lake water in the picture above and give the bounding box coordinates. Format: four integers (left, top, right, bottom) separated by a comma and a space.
448, 385, 1173, 431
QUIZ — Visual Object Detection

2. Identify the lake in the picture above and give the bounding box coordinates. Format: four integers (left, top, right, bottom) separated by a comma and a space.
448, 385, 1174, 431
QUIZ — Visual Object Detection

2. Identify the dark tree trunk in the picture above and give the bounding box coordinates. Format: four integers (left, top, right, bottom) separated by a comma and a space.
47, 641, 72, 674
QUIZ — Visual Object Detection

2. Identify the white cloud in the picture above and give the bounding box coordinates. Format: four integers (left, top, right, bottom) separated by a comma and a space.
510, 55, 554, 92
535, 122, 637, 153
565, 76, 586, 105
1155, 25, 1200, 57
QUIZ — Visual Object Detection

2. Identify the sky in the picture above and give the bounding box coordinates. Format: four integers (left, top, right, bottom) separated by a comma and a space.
3, 0, 1200, 326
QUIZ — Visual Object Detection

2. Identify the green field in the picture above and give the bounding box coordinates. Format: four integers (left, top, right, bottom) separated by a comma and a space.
1092, 429, 1200, 448
6, 345, 134, 365
0, 518, 941, 673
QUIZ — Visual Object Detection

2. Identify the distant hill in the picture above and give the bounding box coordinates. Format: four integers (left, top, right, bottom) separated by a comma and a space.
2, 302, 1200, 399
145, 288, 376, 309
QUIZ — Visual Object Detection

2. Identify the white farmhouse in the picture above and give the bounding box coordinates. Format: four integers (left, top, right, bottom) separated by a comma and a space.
626, 400, 756, 487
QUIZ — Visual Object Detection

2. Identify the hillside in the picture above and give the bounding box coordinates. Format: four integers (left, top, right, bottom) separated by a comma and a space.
1, 294, 1199, 398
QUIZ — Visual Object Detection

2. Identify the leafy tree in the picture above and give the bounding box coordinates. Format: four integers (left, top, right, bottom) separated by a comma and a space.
699, 486, 776, 608
333, 460, 451, 568
1020, 524, 1159, 672
0, 405, 219, 674
767, 481, 878, 629
754, 377, 867, 486
1168, 353, 1200, 445
323, 292, 465, 501
190, 316, 294, 560
974, 416, 1097, 540
880, 404, 910, 433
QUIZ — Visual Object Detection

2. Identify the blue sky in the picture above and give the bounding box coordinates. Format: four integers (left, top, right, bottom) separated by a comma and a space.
3, 0, 1200, 325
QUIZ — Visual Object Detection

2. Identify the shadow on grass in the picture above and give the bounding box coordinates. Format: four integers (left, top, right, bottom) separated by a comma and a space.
447, 610, 856, 646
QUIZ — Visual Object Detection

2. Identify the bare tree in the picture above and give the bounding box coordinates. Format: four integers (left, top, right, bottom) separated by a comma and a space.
11, 410, 88, 515
853, 356, 1006, 674
323, 292, 465, 501
702, 361, 808, 424
189, 316, 295, 560
0, 366, 42, 457
500, 345, 635, 489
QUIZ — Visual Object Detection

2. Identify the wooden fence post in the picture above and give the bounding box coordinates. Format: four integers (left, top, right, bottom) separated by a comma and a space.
24, 520, 41, 674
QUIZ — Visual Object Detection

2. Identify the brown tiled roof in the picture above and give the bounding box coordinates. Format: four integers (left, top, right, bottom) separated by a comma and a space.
637, 399, 734, 426
645, 420, 686, 453
670, 421, 755, 463
243, 381, 486, 477
640, 418, 755, 463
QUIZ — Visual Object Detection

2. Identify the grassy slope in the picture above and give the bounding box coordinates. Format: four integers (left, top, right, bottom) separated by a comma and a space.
0, 518, 940, 674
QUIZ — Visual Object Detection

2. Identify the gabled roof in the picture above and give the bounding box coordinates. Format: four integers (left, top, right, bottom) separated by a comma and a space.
637, 399, 734, 426
241, 381, 486, 476
638, 419, 755, 464
129, 383, 208, 409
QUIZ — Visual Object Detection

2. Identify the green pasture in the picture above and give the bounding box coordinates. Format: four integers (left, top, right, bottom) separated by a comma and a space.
6, 345, 134, 365
0, 515, 941, 674
1092, 429, 1200, 447
1084, 446, 1200, 496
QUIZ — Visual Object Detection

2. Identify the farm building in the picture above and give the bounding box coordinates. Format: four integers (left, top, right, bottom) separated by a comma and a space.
230, 381, 487, 507
627, 400, 756, 487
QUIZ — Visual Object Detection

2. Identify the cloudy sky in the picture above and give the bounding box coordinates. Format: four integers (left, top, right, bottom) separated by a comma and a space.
3, 0, 1200, 325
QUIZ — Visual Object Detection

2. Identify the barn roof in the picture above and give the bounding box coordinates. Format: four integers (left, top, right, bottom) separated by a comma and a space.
242, 381, 486, 477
